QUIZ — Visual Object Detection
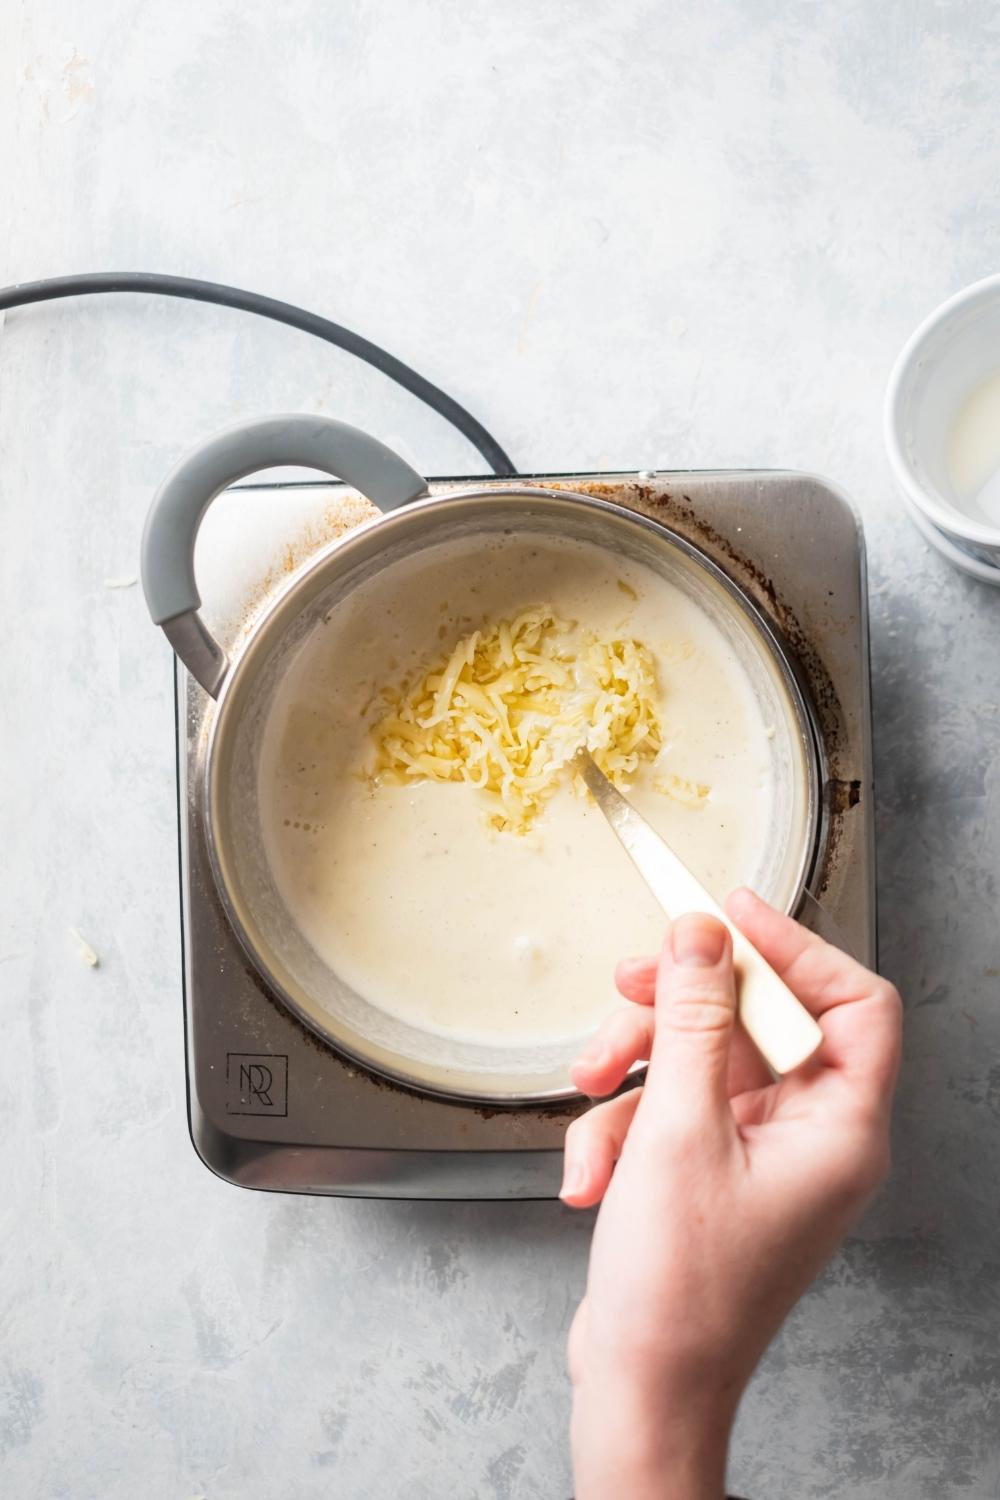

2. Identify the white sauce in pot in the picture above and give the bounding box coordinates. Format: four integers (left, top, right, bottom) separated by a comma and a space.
258, 535, 775, 1048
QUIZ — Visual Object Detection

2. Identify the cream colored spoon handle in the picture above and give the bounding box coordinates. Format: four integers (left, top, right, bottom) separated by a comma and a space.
703, 896, 823, 1076
575, 752, 823, 1075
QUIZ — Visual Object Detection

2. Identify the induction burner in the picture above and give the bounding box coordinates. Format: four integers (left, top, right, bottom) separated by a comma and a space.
176, 469, 874, 1200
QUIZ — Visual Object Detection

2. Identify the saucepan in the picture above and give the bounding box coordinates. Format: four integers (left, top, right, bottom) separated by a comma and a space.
141, 415, 822, 1103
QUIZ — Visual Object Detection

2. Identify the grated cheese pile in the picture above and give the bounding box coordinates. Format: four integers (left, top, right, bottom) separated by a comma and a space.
370, 607, 663, 833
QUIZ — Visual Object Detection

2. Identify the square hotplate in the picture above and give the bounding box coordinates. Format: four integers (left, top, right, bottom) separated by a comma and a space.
177, 469, 874, 1199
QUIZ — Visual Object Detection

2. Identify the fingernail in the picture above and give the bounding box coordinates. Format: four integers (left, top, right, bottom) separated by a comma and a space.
672, 915, 726, 967
575, 1044, 609, 1070
560, 1162, 586, 1200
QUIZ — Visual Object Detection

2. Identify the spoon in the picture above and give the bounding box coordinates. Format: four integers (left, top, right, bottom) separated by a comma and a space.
572, 749, 823, 1076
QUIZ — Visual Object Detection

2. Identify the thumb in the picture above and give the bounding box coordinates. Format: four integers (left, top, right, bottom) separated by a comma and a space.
646, 912, 738, 1127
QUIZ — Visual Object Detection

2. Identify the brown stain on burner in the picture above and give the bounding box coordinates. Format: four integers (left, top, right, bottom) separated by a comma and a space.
234, 494, 379, 644
826, 779, 862, 813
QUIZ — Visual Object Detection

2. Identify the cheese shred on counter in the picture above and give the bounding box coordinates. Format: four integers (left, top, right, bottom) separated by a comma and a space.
370, 607, 663, 833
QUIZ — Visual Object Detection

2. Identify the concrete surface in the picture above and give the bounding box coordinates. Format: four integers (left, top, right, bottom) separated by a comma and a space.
2, 2, 1000, 1496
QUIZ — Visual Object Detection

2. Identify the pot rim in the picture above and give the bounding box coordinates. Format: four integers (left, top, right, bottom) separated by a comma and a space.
202, 484, 825, 1105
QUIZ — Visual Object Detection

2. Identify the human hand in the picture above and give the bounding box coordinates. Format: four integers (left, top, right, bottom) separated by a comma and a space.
562, 890, 902, 1500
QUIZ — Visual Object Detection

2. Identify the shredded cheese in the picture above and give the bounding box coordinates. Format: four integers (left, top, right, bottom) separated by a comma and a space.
655, 773, 711, 807
68, 927, 100, 968
370, 607, 663, 833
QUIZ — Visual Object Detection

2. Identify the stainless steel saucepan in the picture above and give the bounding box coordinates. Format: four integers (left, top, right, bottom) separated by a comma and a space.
142, 415, 822, 1103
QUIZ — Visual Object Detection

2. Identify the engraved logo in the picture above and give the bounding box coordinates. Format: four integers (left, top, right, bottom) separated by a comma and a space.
226, 1053, 288, 1116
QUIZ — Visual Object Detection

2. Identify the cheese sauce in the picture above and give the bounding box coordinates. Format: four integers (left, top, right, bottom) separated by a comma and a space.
259, 535, 775, 1047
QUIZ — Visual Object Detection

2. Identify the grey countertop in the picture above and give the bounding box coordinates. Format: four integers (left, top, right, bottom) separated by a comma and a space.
2, 4, 999, 1496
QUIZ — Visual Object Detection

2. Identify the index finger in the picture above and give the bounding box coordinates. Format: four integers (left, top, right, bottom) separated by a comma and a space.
726, 888, 902, 1101
726, 888, 884, 1015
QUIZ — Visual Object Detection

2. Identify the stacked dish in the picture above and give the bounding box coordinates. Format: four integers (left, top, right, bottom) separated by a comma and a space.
885, 273, 1000, 585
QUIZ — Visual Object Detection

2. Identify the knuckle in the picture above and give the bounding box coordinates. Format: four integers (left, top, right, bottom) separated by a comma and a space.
661, 986, 735, 1036
874, 978, 904, 1018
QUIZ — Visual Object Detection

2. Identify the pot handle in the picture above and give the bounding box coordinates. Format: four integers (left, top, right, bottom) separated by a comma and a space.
141, 414, 430, 696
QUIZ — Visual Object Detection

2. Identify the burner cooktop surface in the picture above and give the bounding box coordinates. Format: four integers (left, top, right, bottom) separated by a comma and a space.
176, 468, 874, 1200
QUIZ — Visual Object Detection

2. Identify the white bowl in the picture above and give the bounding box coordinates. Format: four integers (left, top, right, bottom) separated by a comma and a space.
899, 483, 1000, 587
885, 273, 1000, 568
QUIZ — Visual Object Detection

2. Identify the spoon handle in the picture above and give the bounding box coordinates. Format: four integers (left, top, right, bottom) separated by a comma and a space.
575, 752, 823, 1075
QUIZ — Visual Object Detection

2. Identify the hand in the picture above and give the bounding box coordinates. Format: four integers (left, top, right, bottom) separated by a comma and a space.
562, 890, 902, 1500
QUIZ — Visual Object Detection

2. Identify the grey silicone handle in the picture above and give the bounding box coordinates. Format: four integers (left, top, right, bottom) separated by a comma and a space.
141, 414, 430, 696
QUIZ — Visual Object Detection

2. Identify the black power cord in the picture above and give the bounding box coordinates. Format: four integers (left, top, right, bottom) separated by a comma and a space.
0, 271, 517, 476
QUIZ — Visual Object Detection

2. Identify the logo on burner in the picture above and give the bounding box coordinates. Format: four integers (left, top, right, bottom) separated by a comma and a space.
226, 1053, 288, 1116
